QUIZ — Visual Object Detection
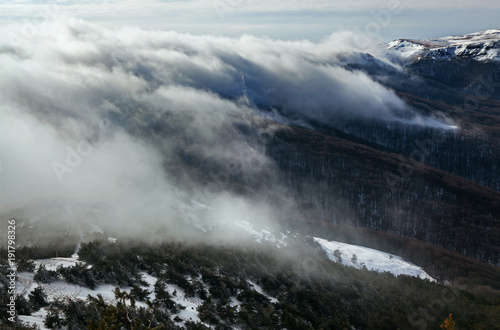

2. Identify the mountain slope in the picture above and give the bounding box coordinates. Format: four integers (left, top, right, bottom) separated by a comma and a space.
388, 29, 500, 62
266, 124, 500, 265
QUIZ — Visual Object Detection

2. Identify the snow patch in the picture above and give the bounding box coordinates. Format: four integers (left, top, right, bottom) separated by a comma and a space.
248, 280, 279, 303
237, 221, 287, 247
396, 116, 458, 130
314, 237, 435, 281
33, 256, 80, 272
18, 308, 49, 330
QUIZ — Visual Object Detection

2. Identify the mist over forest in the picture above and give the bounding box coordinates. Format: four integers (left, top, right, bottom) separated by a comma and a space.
1, 3, 500, 329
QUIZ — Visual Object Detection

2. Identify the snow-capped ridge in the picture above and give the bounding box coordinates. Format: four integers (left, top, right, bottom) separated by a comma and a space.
388, 29, 500, 62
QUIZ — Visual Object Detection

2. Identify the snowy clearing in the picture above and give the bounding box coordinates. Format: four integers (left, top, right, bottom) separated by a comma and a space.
314, 237, 435, 281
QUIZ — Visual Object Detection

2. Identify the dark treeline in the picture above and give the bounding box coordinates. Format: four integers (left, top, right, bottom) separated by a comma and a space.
308, 117, 500, 191
263, 126, 500, 266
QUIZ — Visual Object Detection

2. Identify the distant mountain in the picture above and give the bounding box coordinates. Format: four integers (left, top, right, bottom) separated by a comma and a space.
388, 29, 500, 63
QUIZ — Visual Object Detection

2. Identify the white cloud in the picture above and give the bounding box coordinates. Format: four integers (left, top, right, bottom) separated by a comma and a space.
0, 19, 435, 240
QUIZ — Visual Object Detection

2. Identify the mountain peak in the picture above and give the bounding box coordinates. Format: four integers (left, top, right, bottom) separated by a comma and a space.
388, 29, 500, 62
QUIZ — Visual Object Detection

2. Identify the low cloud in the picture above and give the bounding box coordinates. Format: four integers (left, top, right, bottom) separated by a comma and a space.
0, 19, 421, 243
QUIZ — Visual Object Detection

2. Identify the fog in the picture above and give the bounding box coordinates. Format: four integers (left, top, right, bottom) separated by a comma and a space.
0, 19, 425, 245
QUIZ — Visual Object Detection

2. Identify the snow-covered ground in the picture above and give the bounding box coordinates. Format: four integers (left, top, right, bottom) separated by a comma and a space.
388, 29, 500, 62
314, 237, 435, 281
33, 256, 79, 271
18, 308, 48, 330
16, 257, 212, 329
387, 39, 426, 60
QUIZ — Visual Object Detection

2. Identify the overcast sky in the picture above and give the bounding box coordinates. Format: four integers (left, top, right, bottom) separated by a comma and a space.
0, 0, 499, 41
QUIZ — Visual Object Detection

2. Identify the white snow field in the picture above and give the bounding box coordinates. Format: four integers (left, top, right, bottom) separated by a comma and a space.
314, 237, 435, 281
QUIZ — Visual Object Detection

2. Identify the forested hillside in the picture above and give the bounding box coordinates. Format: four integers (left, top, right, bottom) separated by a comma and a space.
2, 240, 500, 329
